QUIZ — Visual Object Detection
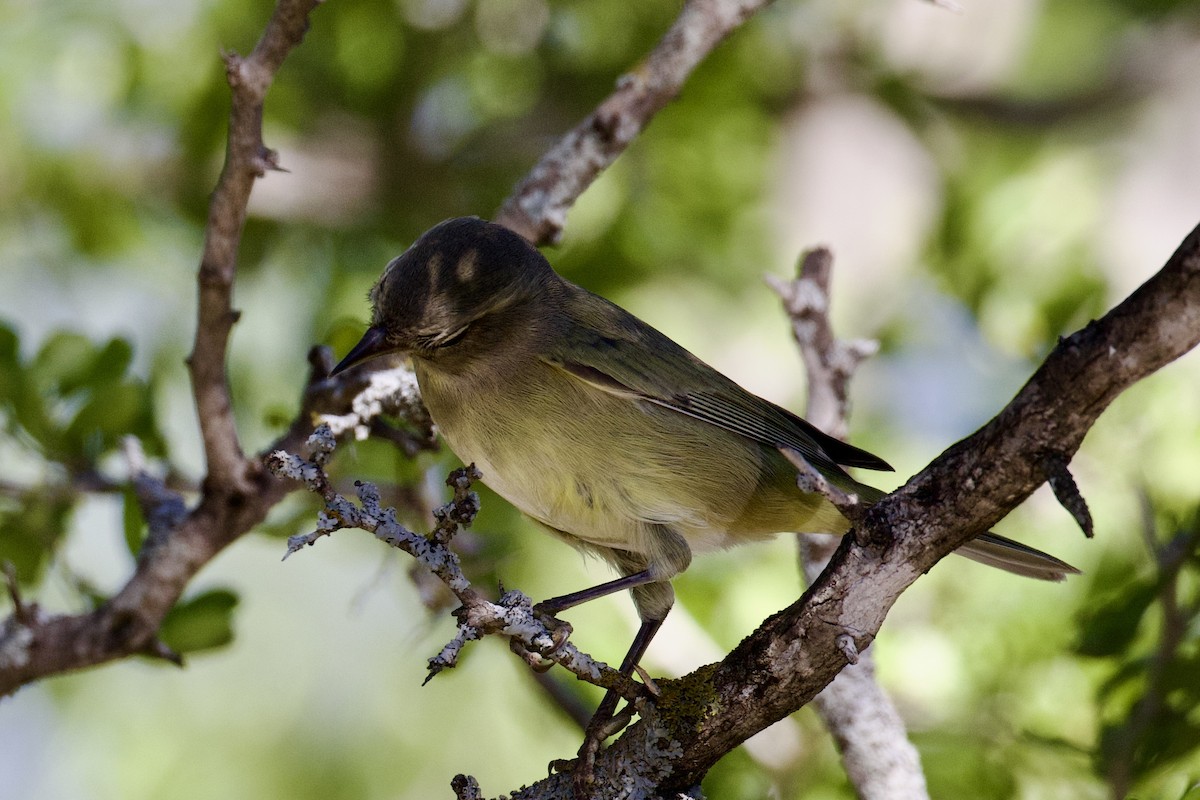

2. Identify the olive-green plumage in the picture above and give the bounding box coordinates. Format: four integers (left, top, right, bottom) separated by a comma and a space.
334, 216, 1076, 638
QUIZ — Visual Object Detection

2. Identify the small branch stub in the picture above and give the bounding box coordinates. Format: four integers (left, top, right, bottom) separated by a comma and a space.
779, 446, 864, 522
451, 774, 483, 800
836, 634, 860, 665
2, 563, 33, 625
1044, 453, 1095, 538
143, 638, 184, 667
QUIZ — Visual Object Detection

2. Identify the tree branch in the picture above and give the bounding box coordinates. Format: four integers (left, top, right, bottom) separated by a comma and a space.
0, 0, 333, 696
493, 0, 773, 245
187, 0, 321, 492
770, 248, 928, 800
657, 220, 1200, 791
268, 430, 643, 702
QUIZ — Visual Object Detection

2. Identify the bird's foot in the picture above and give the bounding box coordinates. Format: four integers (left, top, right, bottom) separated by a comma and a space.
508, 638, 556, 673
505, 603, 574, 672
532, 601, 575, 653
568, 696, 644, 797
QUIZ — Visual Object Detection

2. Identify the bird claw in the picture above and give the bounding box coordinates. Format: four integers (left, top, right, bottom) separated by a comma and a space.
532, 602, 574, 652
569, 695, 642, 796
508, 638, 556, 672
572, 735, 603, 798
506, 604, 574, 673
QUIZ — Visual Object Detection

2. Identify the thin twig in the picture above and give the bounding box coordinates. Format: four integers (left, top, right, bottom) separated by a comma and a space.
494, 0, 774, 245
187, 0, 322, 492
268, 428, 643, 702
772, 248, 929, 800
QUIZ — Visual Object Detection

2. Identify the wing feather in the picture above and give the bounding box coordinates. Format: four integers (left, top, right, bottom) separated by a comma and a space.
541, 287, 892, 478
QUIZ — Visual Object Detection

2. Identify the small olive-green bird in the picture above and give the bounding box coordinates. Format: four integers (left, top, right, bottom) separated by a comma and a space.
333, 216, 1076, 717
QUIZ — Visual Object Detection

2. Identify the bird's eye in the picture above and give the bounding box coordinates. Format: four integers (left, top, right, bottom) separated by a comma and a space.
436, 324, 470, 347
412, 323, 471, 353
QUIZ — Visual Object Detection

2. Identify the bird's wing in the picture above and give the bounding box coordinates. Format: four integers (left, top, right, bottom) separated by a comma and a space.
541, 290, 892, 478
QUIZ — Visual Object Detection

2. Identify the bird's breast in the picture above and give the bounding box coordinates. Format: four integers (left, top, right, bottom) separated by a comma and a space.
412, 357, 844, 555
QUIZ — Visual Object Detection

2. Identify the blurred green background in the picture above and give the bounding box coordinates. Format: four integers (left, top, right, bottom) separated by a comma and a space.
2, 0, 1200, 797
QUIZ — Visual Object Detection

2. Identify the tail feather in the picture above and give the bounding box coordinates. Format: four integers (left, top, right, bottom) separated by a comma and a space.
829, 474, 1079, 582
954, 532, 1079, 582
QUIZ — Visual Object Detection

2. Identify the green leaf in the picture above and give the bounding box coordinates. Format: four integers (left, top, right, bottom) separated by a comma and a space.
0, 492, 74, 584
0, 322, 19, 404
1097, 656, 1149, 702
63, 381, 149, 457
158, 588, 240, 655
1162, 652, 1200, 702
1123, 715, 1200, 783
6, 342, 57, 451
32, 332, 97, 394
86, 338, 134, 387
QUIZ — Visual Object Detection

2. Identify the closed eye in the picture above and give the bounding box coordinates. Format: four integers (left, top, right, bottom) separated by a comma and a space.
415, 323, 470, 351
437, 324, 470, 347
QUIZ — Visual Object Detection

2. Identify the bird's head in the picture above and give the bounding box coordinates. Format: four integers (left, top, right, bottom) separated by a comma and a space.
332, 217, 553, 375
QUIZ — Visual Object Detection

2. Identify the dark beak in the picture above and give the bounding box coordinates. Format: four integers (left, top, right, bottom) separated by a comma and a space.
331, 326, 396, 376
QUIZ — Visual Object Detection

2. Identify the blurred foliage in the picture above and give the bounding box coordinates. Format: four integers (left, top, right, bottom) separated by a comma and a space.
2, 0, 1200, 798
0, 323, 163, 585
1075, 503, 1200, 797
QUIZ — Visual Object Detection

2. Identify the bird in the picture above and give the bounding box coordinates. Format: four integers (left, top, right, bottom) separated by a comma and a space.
332, 215, 1077, 766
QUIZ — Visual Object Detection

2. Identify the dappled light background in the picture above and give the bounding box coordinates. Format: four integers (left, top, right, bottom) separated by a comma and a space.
2, 0, 1199, 798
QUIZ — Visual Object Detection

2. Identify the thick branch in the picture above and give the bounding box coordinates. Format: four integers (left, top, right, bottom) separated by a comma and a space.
493, 0, 773, 245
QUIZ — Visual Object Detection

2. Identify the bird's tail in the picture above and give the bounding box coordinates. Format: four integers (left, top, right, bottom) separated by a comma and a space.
954, 532, 1079, 582
845, 480, 1078, 582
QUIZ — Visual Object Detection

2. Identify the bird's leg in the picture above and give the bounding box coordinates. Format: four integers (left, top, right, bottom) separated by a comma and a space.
535, 568, 658, 615
572, 616, 665, 795
532, 568, 658, 653
548, 532, 688, 791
